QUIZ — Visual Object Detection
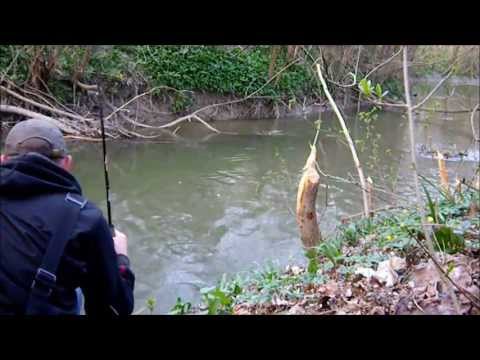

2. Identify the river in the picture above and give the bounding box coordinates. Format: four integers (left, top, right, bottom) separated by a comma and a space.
68, 81, 479, 313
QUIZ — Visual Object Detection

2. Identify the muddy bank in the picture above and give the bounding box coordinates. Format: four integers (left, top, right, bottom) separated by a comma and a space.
0, 86, 330, 135
108, 92, 328, 125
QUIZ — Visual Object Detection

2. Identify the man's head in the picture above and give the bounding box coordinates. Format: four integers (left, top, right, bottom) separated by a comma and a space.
1, 118, 73, 171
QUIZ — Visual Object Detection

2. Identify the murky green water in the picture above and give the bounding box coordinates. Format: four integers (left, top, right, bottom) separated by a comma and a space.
68, 82, 479, 313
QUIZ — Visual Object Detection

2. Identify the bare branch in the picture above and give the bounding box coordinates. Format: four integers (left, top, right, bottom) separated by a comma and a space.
0, 104, 81, 135
364, 47, 403, 80
0, 85, 95, 123
0, 47, 21, 85
104, 86, 186, 121
470, 104, 480, 142
412, 68, 455, 110
316, 63, 370, 217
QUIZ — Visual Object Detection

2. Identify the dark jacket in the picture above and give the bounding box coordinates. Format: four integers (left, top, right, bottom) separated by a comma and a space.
0, 153, 135, 315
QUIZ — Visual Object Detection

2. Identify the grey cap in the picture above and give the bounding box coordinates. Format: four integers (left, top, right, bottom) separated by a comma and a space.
4, 118, 68, 159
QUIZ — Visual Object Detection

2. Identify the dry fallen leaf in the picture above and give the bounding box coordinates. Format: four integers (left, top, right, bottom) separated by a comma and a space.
287, 304, 306, 315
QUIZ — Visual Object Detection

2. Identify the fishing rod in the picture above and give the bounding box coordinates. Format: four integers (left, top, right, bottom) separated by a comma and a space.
96, 90, 114, 234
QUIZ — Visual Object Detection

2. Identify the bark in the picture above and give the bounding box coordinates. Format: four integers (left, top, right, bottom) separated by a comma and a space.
296, 145, 322, 248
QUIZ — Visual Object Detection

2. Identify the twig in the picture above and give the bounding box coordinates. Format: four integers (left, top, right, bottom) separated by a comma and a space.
0, 48, 20, 85
22, 82, 77, 114
364, 47, 403, 80
412, 68, 455, 111
340, 205, 407, 223
316, 63, 370, 217
316, 166, 409, 203
416, 107, 480, 114
64, 135, 104, 142
410, 233, 480, 309
191, 114, 221, 133
470, 104, 479, 142
105, 86, 171, 121
411, 296, 425, 313
323, 46, 363, 88
0, 104, 80, 135
0, 85, 95, 123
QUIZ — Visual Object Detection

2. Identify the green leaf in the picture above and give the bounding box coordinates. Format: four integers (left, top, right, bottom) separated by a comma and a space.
421, 182, 437, 221
359, 78, 372, 97
433, 226, 465, 254
375, 83, 382, 98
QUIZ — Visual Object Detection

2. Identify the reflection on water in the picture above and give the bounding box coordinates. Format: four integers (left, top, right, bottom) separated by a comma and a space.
69, 84, 479, 313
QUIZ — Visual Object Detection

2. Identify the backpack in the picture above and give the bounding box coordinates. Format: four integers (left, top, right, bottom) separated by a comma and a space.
24, 192, 87, 315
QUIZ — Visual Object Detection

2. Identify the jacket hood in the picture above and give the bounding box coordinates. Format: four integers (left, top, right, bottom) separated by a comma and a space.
0, 153, 82, 197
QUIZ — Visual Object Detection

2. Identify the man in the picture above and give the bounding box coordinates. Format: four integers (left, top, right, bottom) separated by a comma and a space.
0, 118, 135, 315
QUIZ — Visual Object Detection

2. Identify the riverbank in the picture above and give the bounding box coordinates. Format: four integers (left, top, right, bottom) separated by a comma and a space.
1, 46, 477, 138
170, 183, 479, 315
0, 46, 321, 127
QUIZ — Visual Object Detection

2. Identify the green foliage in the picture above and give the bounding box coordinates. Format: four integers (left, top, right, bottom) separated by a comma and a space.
433, 226, 465, 254
358, 105, 380, 123
382, 78, 403, 100
359, 78, 373, 97
305, 248, 319, 275
146, 297, 156, 314
170, 91, 193, 114
187, 183, 477, 314
59, 46, 136, 82
339, 217, 375, 246
358, 78, 388, 99
0, 45, 30, 83
169, 297, 192, 315
317, 238, 343, 266
199, 274, 242, 315
0, 45, 13, 70
135, 46, 316, 98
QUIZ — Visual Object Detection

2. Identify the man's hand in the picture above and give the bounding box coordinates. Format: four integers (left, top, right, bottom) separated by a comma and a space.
113, 229, 128, 256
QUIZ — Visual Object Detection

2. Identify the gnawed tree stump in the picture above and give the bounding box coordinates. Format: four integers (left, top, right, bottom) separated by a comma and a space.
437, 151, 450, 196
296, 145, 322, 249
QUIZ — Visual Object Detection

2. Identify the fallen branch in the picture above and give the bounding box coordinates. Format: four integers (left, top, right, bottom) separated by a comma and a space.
0, 104, 81, 135
104, 86, 168, 121
64, 135, 104, 142
0, 84, 95, 123
74, 80, 98, 92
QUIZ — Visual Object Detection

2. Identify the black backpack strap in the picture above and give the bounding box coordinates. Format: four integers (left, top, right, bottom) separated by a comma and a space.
25, 193, 87, 314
